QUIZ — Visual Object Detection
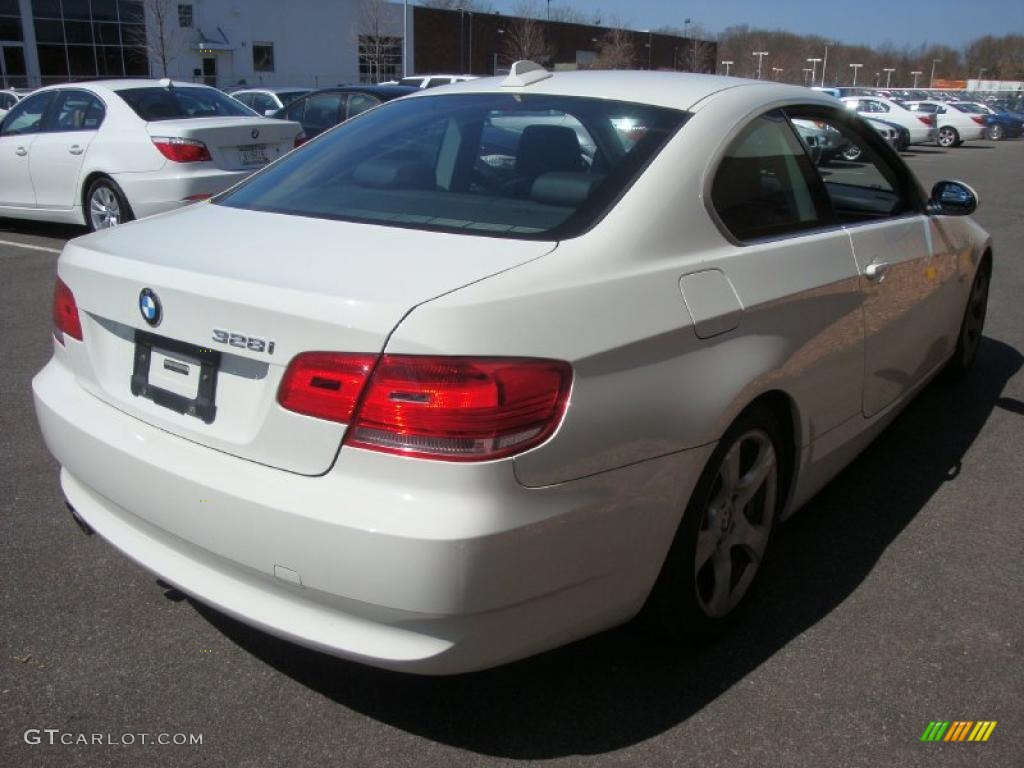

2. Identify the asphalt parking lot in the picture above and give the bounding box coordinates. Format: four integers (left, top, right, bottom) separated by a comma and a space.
2, 140, 1022, 768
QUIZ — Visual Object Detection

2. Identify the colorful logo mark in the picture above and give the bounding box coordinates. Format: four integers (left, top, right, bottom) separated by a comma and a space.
921, 721, 997, 742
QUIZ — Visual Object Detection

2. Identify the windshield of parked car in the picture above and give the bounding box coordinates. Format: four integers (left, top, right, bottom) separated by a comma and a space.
218, 93, 688, 239
117, 86, 254, 121
952, 102, 988, 113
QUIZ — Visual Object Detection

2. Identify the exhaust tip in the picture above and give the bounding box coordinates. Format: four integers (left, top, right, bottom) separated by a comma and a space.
65, 502, 94, 536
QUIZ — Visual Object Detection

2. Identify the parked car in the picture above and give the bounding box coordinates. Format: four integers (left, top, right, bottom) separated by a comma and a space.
0, 88, 22, 120
231, 87, 311, 116
840, 96, 937, 144
34, 64, 992, 675
950, 101, 1024, 140
792, 118, 850, 163
0, 79, 302, 231
398, 74, 478, 89
274, 85, 416, 141
902, 100, 987, 147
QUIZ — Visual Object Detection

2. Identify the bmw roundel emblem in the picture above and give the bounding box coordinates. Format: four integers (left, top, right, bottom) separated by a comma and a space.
139, 288, 162, 327
251, 127, 260, 139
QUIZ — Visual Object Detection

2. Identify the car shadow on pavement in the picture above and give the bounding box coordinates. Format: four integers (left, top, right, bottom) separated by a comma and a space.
193, 336, 1022, 759
0, 217, 87, 241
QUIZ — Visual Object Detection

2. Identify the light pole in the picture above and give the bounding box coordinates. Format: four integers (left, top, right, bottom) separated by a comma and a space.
683, 17, 693, 72
911, 70, 922, 88
883, 67, 895, 87
849, 63, 862, 86
771, 66, 783, 80
978, 66, 987, 82
821, 41, 836, 86
646, 31, 653, 70
802, 67, 812, 84
721, 59, 733, 76
874, 72, 880, 87
546, 0, 551, 21
753, 51, 768, 79
402, 0, 409, 78
807, 57, 822, 84
930, 58, 941, 87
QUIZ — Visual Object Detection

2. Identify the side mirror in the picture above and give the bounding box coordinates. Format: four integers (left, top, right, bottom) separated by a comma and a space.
928, 180, 978, 216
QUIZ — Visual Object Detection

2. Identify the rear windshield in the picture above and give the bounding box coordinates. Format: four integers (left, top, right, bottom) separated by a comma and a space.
277, 90, 309, 106
217, 93, 687, 239
117, 86, 254, 121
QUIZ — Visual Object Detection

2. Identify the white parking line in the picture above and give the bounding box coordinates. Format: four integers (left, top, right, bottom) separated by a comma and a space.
0, 238, 63, 255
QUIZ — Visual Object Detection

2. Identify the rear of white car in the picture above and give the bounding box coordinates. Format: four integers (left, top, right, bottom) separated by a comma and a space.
841, 96, 937, 145
105, 82, 301, 219
34, 87, 700, 673
903, 100, 987, 147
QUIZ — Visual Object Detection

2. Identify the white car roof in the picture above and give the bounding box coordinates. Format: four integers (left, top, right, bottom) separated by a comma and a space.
233, 87, 310, 95
31, 79, 214, 96
410, 70, 839, 112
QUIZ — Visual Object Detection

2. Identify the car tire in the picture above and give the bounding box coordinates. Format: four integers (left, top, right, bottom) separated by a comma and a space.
647, 404, 786, 647
943, 260, 991, 381
85, 177, 134, 232
937, 126, 959, 148
988, 124, 1004, 140
841, 144, 863, 161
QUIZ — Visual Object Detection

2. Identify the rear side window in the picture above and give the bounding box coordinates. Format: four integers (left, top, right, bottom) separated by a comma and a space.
218, 93, 688, 240
302, 92, 344, 132
48, 90, 105, 131
711, 111, 833, 241
116, 86, 253, 121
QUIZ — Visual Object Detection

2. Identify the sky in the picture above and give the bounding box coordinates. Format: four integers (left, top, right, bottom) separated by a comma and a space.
490, 0, 1024, 49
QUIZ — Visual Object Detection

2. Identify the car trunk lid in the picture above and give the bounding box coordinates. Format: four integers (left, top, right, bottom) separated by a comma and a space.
56, 203, 555, 475
147, 117, 299, 171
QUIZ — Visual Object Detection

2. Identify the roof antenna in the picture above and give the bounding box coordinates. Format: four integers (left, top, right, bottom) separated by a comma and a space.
159, 78, 174, 90
501, 60, 552, 87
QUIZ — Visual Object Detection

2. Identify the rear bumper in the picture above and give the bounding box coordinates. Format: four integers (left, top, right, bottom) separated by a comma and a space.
33, 354, 712, 674
112, 167, 252, 220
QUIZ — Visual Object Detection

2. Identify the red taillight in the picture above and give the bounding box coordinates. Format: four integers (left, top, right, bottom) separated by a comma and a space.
277, 353, 573, 461
917, 115, 935, 126
347, 356, 572, 461
52, 276, 83, 343
970, 116, 987, 125
277, 352, 377, 423
152, 137, 212, 163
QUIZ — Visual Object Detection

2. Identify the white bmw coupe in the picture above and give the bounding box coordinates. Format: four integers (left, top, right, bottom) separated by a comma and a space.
33, 63, 992, 674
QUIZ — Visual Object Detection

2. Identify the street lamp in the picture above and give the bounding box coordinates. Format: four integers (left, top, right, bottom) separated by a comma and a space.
910, 70, 922, 88
874, 72, 880, 87
721, 59, 733, 76
978, 67, 987, 81
802, 67, 812, 84
807, 57, 822, 84
753, 51, 768, 79
683, 17, 694, 72
771, 66, 783, 80
883, 67, 895, 88
849, 63, 862, 86
821, 41, 836, 87
930, 58, 941, 87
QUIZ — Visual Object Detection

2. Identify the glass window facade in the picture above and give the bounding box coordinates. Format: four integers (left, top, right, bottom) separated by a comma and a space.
1, 0, 27, 87
32, 0, 149, 84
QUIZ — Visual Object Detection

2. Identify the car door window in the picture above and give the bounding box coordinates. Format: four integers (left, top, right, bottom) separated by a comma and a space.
0, 91, 54, 136
284, 97, 306, 123
233, 93, 254, 108
346, 93, 380, 119
787, 108, 918, 224
251, 93, 278, 114
48, 90, 105, 132
710, 110, 834, 242
303, 93, 345, 133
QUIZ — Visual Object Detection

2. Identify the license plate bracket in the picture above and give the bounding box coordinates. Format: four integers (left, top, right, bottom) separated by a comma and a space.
130, 330, 221, 424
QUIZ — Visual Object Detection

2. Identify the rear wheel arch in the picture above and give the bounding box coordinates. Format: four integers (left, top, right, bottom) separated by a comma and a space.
734, 390, 800, 514
81, 173, 135, 231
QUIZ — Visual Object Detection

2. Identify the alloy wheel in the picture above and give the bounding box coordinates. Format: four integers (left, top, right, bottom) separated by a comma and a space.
989, 125, 1003, 140
960, 267, 990, 367
694, 429, 778, 619
937, 127, 957, 147
89, 185, 122, 230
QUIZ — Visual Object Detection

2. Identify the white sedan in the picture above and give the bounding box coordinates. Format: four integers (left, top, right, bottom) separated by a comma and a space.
33, 64, 992, 674
0, 79, 301, 231
841, 95, 938, 145
230, 87, 311, 116
902, 100, 988, 147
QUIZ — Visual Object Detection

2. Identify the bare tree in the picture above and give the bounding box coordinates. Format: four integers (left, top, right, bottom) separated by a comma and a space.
128, 0, 184, 78
591, 23, 636, 70
548, 3, 603, 25
358, 0, 401, 83
502, 2, 553, 65
422, 0, 493, 10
